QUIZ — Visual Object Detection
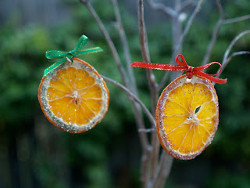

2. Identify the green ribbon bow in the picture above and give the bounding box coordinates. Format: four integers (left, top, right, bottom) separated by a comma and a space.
44, 35, 103, 76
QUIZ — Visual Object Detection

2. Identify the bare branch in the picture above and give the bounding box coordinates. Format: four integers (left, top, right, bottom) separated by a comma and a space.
147, 0, 176, 17
222, 51, 250, 72
223, 15, 250, 25
173, 0, 205, 55
101, 75, 156, 129
80, 0, 129, 87
202, 20, 223, 65
159, 0, 205, 90
138, 0, 151, 63
180, 0, 196, 12
138, 0, 158, 110
216, 0, 224, 17
111, 0, 137, 94
80, 1, 150, 164
153, 152, 173, 188
216, 30, 250, 78
139, 128, 156, 133
138, 0, 160, 186
222, 30, 250, 65
202, 0, 224, 65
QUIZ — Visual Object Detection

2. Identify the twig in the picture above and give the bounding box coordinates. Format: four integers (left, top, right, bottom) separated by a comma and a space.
173, 0, 205, 57
139, 128, 156, 133
146, 0, 176, 17
216, 30, 250, 78
80, 0, 129, 87
224, 51, 250, 68
202, 1, 250, 66
222, 30, 250, 65
202, 0, 224, 65
159, 0, 205, 90
223, 15, 250, 25
80, 1, 150, 162
180, 0, 196, 12
102, 75, 155, 128
153, 152, 173, 188
138, 0, 158, 109
111, 0, 137, 94
138, 1, 160, 185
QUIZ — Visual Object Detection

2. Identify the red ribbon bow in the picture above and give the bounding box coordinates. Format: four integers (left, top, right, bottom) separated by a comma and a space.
131, 54, 227, 84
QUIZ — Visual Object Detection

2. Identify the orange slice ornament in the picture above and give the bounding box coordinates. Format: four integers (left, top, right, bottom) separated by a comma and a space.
38, 35, 109, 133
131, 54, 227, 160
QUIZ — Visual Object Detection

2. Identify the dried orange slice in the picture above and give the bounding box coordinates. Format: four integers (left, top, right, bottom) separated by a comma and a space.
38, 58, 109, 133
156, 75, 219, 160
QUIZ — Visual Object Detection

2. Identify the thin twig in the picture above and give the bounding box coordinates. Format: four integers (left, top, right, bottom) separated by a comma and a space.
173, 0, 205, 57
102, 75, 156, 127
80, 0, 129, 87
180, 0, 196, 12
216, 30, 250, 78
223, 15, 250, 25
103, 73, 152, 187
222, 30, 250, 65
139, 128, 156, 133
138, 1, 160, 186
146, 0, 176, 17
111, 0, 137, 94
224, 51, 250, 68
159, 0, 205, 90
202, 0, 224, 65
80, 0, 149, 159
153, 152, 173, 188
202, 19, 223, 65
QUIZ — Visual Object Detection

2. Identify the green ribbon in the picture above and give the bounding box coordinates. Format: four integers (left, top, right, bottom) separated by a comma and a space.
44, 35, 103, 76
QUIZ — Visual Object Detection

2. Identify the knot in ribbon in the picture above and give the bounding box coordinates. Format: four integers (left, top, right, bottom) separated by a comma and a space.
131, 54, 227, 84
44, 35, 102, 76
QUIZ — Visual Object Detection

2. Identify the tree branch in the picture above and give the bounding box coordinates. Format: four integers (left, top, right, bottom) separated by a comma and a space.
138, 0, 160, 186
80, 0, 129, 87
222, 51, 250, 72
202, 0, 224, 65
111, 0, 137, 94
146, 0, 176, 17
223, 14, 250, 25
159, 0, 205, 90
173, 0, 205, 56
153, 152, 173, 188
80, 1, 150, 167
102, 75, 155, 128
217, 30, 250, 78
180, 0, 196, 12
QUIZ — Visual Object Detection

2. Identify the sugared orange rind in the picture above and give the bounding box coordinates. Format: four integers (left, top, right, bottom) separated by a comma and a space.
38, 58, 109, 133
156, 75, 219, 160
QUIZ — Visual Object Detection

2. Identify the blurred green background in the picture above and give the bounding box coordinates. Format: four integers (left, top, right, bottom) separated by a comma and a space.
0, 0, 249, 187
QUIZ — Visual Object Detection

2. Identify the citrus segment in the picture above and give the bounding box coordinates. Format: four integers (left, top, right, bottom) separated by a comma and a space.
163, 115, 188, 133
163, 99, 188, 115
38, 58, 109, 133
156, 75, 219, 160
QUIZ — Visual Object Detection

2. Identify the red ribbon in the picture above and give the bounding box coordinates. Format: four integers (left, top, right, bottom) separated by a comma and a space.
131, 54, 227, 84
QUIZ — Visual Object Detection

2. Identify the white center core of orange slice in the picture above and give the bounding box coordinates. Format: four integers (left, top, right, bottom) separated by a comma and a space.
72, 90, 80, 104
186, 113, 199, 126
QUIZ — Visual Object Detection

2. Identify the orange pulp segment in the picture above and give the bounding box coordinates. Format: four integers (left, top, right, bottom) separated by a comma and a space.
156, 75, 218, 160
38, 58, 109, 133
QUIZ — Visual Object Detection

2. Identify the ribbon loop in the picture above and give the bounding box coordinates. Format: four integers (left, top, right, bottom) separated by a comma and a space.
44, 35, 103, 76
131, 54, 227, 84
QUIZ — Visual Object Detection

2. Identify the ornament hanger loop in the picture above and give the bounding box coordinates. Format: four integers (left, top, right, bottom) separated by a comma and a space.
43, 35, 103, 76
